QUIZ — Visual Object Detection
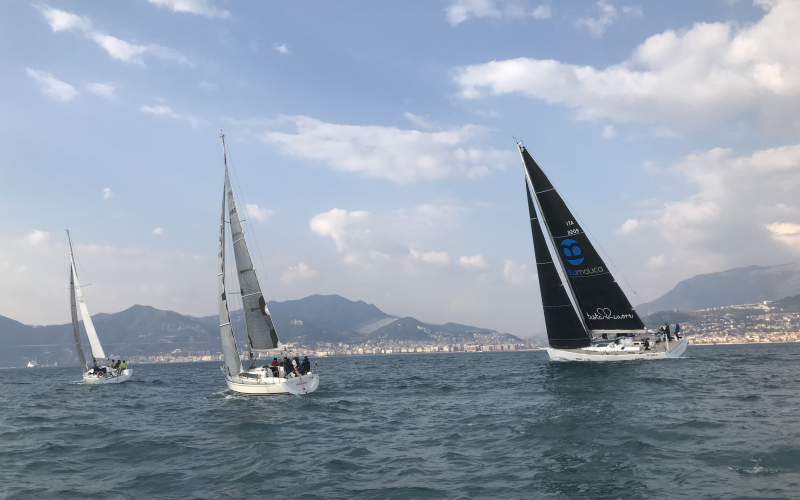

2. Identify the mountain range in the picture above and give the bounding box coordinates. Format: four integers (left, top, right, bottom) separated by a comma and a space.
635, 263, 800, 316
0, 294, 517, 367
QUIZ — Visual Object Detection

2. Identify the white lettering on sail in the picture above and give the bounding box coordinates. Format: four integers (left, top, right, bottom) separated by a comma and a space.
585, 308, 634, 321
567, 266, 604, 276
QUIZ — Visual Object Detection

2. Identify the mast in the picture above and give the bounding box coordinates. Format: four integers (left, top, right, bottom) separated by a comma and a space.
218, 172, 244, 375
221, 135, 281, 369
67, 230, 106, 364
69, 262, 88, 370
518, 145, 645, 334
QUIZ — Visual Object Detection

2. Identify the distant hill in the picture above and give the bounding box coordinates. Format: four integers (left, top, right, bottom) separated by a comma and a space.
635, 263, 800, 316
0, 294, 513, 367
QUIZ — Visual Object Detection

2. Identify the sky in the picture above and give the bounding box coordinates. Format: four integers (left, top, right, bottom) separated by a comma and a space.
2, 0, 800, 337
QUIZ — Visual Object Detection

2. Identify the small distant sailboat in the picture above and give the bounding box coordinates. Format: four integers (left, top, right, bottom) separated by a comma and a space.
27, 357, 38, 368
518, 144, 688, 361
217, 135, 319, 395
68, 231, 132, 383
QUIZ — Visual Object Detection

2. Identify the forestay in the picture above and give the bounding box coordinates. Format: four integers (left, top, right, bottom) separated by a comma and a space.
218, 186, 244, 375
520, 146, 645, 332
224, 167, 280, 351
526, 183, 591, 349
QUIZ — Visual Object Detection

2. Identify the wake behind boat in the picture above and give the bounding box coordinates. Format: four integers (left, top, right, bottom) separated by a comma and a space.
518, 144, 687, 361
68, 231, 132, 384
217, 135, 319, 395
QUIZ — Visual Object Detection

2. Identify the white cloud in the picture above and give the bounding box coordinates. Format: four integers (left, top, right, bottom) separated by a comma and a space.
503, 259, 534, 285
275, 43, 290, 55
626, 142, 800, 292
152, 227, 164, 236
25, 69, 77, 102
246, 204, 275, 223
602, 124, 616, 139
454, 0, 800, 130
410, 249, 451, 265
310, 208, 372, 264
766, 222, 800, 252
147, 0, 230, 19
102, 188, 114, 201
395, 202, 470, 229
25, 230, 50, 245
38, 6, 191, 67
404, 112, 434, 129
460, 254, 489, 269
574, 1, 641, 37
264, 115, 513, 184
281, 263, 318, 284
446, 0, 551, 25
139, 104, 206, 128
87, 82, 117, 99
0, 232, 216, 324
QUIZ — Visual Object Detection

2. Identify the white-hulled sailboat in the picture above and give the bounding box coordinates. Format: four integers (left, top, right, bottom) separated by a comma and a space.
68, 231, 132, 383
519, 144, 688, 361
217, 135, 319, 395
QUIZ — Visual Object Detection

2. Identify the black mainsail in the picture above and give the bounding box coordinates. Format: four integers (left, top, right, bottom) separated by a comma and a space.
527, 183, 591, 349
520, 145, 645, 333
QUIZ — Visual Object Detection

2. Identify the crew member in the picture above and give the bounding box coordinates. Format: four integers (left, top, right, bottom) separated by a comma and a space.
300, 356, 311, 375
270, 357, 279, 376
675, 323, 682, 339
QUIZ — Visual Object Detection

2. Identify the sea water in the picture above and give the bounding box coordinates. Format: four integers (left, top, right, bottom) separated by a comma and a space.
1, 344, 799, 499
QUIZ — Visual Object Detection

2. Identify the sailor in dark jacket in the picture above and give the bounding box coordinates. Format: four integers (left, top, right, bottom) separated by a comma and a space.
665, 323, 673, 341
300, 356, 311, 375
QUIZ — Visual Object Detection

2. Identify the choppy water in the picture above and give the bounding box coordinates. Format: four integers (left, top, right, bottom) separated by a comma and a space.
1, 344, 799, 499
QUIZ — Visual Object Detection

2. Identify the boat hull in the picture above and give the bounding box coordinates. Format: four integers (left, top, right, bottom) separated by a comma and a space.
547, 337, 688, 362
83, 369, 132, 384
224, 369, 319, 396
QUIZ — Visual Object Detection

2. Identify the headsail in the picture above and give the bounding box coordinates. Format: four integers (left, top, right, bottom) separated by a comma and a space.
69, 265, 88, 370
67, 232, 106, 360
520, 146, 645, 332
222, 138, 281, 351
526, 183, 591, 349
219, 186, 244, 375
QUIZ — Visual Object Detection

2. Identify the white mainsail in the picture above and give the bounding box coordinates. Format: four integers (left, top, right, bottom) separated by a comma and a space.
69, 265, 88, 370
67, 232, 106, 361
219, 185, 244, 375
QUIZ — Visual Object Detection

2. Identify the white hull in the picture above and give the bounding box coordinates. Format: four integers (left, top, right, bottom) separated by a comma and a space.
547, 337, 688, 362
224, 366, 319, 396
83, 369, 133, 384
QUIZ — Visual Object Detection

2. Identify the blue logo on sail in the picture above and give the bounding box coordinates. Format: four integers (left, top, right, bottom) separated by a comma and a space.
561, 239, 584, 266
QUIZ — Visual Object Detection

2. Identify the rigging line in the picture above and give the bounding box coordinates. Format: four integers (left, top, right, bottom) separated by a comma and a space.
528, 150, 644, 304
224, 142, 278, 304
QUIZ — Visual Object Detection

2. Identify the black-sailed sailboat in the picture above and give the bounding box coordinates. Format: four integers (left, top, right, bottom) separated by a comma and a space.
519, 144, 687, 361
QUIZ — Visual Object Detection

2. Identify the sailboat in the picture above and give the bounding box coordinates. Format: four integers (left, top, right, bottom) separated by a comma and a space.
27, 357, 38, 368
68, 231, 132, 383
519, 144, 688, 361
217, 135, 319, 395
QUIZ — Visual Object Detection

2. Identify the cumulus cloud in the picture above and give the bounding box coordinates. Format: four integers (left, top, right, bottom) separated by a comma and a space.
25, 69, 77, 102
460, 254, 489, 269
152, 227, 164, 236
37, 6, 192, 67
264, 115, 513, 183
281, 263, 318, 284
622, 142, 800, 291
87, 82, 117, 99
246, 204, 275, 223
410, 249, 451, 265
139, 104, 206, 128
146, 0, 230, 19
446, 0, 551, 25
102, 188, 114, 201
275, 43, 290, 55
766, 222, 800, 252
503, 259, 534, 285
0, 232, 216, 324
454, 0, 800, 130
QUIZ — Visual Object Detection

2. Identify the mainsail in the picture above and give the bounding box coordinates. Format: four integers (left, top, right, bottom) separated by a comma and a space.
222, 137, 281, 351
67, 232, 106, 360
69, 266, 88, 370
526, 183, 591, 349
520, 145, 645, 332
219, 186, 244, 375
